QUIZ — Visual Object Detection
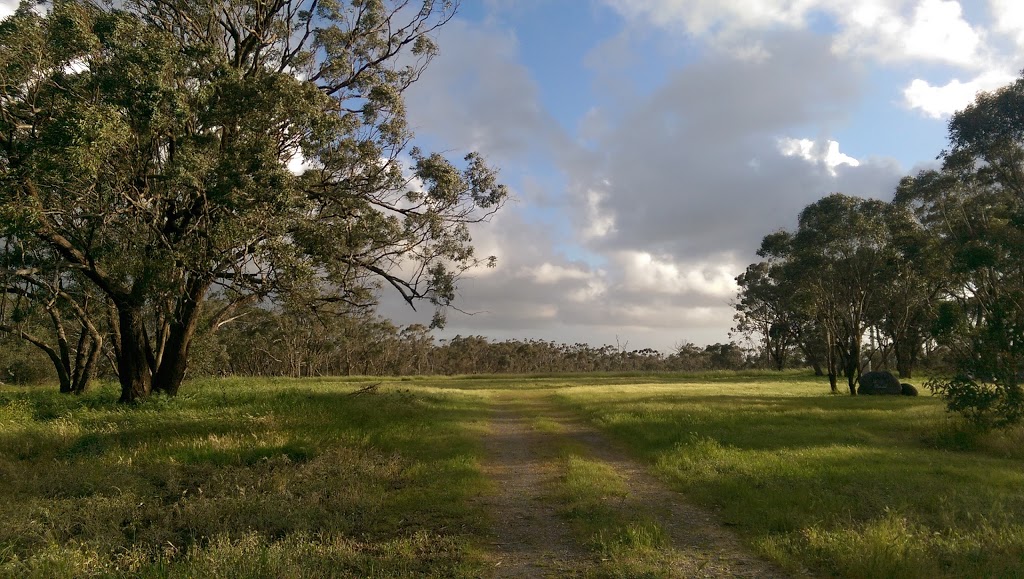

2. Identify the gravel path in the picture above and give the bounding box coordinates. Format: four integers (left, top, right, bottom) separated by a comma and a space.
477, 394, 804, 578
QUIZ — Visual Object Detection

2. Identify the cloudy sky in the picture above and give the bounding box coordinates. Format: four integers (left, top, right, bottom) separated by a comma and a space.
374, 0, 1024, 351
4, 0, 1021, 351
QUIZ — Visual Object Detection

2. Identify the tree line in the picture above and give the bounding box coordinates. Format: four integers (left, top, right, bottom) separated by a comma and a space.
734, 72, 1024, 428
1, 299, 756, 380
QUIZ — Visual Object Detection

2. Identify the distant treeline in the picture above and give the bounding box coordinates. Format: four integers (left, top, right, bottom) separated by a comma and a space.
0, 305, 757, 381
187, 308, 759, 377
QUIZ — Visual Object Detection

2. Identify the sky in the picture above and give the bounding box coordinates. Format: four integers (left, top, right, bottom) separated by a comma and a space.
4, 0, 1022, 352
380, 0, 1024, 352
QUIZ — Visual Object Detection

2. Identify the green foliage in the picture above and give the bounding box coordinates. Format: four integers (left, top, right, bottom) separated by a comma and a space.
0, 338, 55, 385
894, 74, 1024, 428
0, 0, 506, 401
927, 376, 1024, 430
740, 194, 928, 392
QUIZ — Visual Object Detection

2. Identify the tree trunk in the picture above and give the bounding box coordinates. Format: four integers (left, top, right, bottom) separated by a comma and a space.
810, 361, 824, 376
0, 323, 73, 392
151, 326, 192, 396
72, 332, 102, 394
846, 338, 860, 396
825, 331, 838, 394
117, 306, 152, 403
894, 335, 919, 379
152, 279, 210, 396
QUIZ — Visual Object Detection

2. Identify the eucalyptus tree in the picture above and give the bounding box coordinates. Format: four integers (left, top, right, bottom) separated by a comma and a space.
0, 0, 506, 402
894, 76, 1024, 425
758, 194, 894, 394
875, 191, 945, 378
733, 261, 799, 370
0, 238, 104, 393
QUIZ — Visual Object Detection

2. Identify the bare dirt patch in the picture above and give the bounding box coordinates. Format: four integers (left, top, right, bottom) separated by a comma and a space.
477, 394, 805, 578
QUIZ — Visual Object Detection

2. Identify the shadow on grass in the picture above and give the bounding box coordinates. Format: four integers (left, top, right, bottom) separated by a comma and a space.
0, 380, 493, 577
553, 388, 1024, 578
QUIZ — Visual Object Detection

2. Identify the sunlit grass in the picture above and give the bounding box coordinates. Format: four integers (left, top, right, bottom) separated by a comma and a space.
545, 439, 677, 576
0, 378, 492, 577
551, 374, 1024, 577
5, 371, 1024, 577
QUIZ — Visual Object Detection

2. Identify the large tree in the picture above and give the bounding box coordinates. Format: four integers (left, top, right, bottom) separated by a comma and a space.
0, 0, 506, 402
757, 194, 895, 394
895, 76, 1024, 425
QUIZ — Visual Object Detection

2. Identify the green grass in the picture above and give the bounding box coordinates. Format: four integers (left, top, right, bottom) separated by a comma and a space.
548, 442, 672, 577
0, 377, 492, 577
4, 372, 1024, 578
551, 375, 1024, 578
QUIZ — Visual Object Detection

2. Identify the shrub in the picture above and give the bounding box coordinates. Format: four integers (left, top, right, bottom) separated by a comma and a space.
927, 374, 1024, 429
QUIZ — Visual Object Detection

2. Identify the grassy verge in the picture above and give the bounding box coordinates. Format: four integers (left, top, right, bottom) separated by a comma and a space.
552, 375, 1024, 578
0, 377, 491, 578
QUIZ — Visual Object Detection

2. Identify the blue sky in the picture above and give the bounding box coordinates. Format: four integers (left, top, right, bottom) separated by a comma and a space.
384, 0, 1024, 352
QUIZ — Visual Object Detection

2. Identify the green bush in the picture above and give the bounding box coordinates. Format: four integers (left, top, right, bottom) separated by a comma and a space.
927, 374, 1024, 429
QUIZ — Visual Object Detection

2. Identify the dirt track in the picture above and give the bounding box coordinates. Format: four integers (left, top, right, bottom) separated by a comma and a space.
476, 394, 801, 578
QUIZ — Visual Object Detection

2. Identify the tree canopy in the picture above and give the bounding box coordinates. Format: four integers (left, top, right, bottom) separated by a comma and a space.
0, 0, 506, 402
736, 71, 1024, 426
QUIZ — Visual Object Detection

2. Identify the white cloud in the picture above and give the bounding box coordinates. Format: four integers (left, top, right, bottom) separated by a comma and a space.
615, 251, 740, 298
778, 137, 861, 176
903, 0, 982, 66
569, 279, 609, 303
605, 0, 989, 69
526, 263, 593, 284
834, 0, 985, 68
990, 0, 1024, 47
604, 0, 816, 36
581, 188, 616, 240
903, 70, 1017, 117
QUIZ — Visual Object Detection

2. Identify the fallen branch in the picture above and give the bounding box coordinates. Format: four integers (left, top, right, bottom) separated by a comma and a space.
348, 382, 382, 397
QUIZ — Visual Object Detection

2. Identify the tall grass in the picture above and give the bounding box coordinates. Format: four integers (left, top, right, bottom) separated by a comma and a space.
0, 377, 491, 577
552, 376, 1024, 577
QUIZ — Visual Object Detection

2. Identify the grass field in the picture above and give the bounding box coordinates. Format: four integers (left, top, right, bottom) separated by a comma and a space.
550, 373, 1024, 578
1, 372, 1023, 577
0, 377, 493, 577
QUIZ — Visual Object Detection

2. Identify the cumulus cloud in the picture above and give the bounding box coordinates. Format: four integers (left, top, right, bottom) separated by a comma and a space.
614, 252, 739, 298
604, 0, 816, 37
834, 0, 986, 68
778, 138, 860, 176
604, 0, 988, 67
388, 7, 923, 350
403, 19, 572, 163
578, 31, 904, 260
990, 0, 1024, 47
903, 70, 1018, 117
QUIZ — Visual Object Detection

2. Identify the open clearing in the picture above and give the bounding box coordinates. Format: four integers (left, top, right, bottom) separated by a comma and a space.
2, 372, 1024, 577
